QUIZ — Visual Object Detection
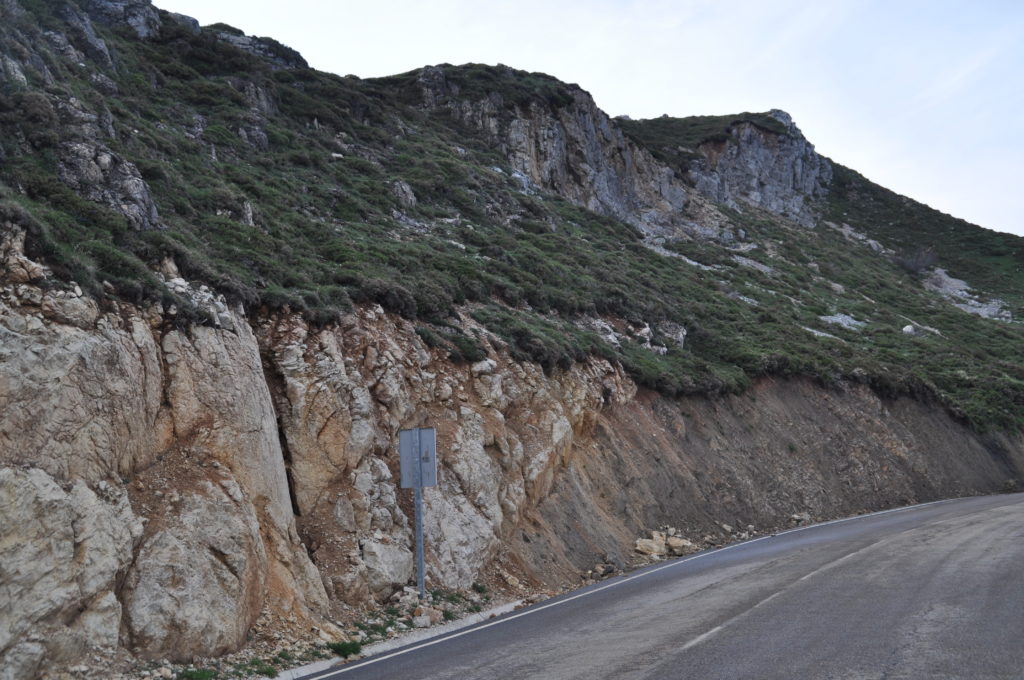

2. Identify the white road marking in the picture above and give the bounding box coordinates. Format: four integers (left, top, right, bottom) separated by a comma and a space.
301, 495, 969, 679
676, 534, 885, 652
796, 544, 868, 582
304, 537, 772, 678
680, 624, 725, 651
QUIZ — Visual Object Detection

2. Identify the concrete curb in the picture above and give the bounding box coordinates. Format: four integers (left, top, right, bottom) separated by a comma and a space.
273, 599, 522, 679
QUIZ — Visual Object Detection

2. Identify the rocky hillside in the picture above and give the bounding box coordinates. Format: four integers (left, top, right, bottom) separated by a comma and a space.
1, 1, 1023, 678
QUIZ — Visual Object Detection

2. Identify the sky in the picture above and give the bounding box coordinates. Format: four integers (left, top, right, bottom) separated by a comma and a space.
155, 0, 1024, 236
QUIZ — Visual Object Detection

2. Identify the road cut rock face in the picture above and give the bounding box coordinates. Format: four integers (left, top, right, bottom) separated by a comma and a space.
1, 230, 1022, 674
0, 227, 327, 668
0, 468, 141, 680
122, 478, 268, 659
256, 305, 635, 604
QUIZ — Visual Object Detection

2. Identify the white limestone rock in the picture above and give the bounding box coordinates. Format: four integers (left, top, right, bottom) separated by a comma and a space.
0, 467, 141, 671
122, 480, 268, 660
360, 539, 414, 598
635, 537, 667, 556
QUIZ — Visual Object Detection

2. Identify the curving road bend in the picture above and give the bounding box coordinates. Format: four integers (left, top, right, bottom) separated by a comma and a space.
298, 493, 1024, 680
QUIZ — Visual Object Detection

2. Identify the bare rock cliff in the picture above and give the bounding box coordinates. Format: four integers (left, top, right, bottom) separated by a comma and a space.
417, 70, 830, 234
688, 110, 833, 226
77, 0, 162, 39
0, 228, 327, 674
417, 66, 688, 238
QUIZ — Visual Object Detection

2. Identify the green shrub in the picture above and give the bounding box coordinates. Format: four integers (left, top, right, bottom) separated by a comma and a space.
206, 22, 245, 36
177, 670, 217, 680
447, 332, 488, 363
415, 325, 444, 348
0, 91, 59, 148
327, 640, 362, 658
352, 279, 417, 318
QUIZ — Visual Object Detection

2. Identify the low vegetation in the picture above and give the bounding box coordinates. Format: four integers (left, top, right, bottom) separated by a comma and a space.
1, 1, 1022, 430
326, 640, 362, 658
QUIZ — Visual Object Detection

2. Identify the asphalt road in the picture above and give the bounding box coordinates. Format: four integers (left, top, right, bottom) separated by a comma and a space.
298, 493, 1024, 680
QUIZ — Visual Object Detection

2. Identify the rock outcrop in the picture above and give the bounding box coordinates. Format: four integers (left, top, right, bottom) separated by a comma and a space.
416, 70, 829, 234
122, 478, 267, 658
0, 232, 327, 666
212, 30, 309, 70
78, 0, 162, 40
417, 65, 688, 238
688, 110, 832, 226
257, 305, 633, 602
0, 6, 165, 232
58, 141, 164, 231
924, 267, 1012, 321
0, 468, 141, 680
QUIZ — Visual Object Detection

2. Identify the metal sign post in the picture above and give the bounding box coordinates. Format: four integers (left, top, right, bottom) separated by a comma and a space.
399, 427, 437, 600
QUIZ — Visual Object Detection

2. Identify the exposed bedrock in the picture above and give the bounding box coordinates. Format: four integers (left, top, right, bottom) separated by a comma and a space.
417, 65, 688, 238
688, 110, 832, 227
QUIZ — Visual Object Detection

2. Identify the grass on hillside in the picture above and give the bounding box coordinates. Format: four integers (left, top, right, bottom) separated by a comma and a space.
1, 1, 1023, 430
825, 164, 1024, 313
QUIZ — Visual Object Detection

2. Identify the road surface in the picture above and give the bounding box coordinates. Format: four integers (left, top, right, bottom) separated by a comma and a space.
298, 493, 1024, 680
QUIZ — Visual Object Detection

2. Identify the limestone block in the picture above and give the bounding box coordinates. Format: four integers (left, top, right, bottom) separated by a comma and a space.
361, 539, 413, 598
635, 538, 667, 556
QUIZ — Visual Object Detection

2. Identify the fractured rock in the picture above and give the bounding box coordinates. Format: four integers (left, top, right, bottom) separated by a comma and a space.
360, 539, 414, 599
0, 467, 141, 670
122, 480, 268, 661
58, 142, 163, 231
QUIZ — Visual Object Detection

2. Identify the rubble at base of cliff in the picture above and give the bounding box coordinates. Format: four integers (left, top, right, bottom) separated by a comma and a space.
630, 516, 816, 565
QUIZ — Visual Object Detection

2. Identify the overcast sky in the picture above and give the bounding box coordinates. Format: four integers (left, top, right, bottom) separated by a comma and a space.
155, 0, 1024, 237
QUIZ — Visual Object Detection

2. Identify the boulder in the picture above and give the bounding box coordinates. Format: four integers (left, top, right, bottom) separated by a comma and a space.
666, 536, 696, 556
390, 180, 417, 208
635, 537, 667, 556
0, 227, 48, 284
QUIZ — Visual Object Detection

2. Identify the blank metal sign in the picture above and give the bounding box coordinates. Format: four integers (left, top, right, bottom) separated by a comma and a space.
399, 427, 437, 488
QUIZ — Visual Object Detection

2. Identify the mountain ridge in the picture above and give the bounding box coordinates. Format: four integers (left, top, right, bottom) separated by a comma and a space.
1, 0, 1021, 430
1, 2, 1024, 677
